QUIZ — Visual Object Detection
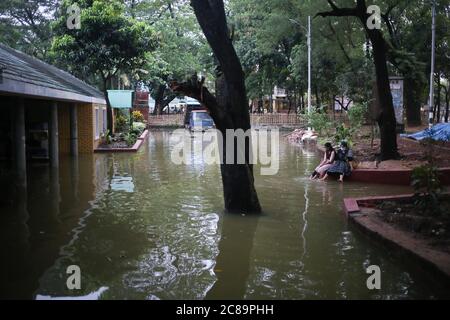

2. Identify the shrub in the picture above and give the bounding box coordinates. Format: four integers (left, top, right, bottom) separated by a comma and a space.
100, 129, 112, 145
347, 102, 367, 129
334, 123, 354, 146
125, 132, 138, 146
132, 122, 146, 134
115, 114, 128, 132
411, 132, 443, 216
303, 108, 333, 135
411, 164, 442, 216
132, 110, 144, 122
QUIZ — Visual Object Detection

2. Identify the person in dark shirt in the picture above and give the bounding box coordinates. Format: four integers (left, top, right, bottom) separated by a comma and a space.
321, 141, 354, 183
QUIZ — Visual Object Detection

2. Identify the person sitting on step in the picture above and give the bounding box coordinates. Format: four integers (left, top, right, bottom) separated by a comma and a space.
310, 142, 336, 180
321, 141, 354, 183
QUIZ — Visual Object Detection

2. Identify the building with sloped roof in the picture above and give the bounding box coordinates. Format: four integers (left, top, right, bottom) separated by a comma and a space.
0, 43, 108, 188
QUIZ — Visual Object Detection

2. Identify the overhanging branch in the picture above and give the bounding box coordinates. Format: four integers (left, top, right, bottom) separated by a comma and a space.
169, 75, 230, 126
315, 0, 359, 18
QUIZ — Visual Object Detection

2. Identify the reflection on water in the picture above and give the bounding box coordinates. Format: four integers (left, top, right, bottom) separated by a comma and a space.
0, 130, 449, 300
36, 286, 109, 300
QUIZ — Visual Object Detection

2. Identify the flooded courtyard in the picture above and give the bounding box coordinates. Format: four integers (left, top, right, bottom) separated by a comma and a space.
1, 130, 449, 300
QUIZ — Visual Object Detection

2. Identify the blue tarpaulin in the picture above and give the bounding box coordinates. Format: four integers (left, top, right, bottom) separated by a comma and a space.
401, 123, 450, 142
107, 90, 134, 109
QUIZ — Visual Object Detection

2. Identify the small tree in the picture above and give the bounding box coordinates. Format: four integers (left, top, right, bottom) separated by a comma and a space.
51, 0, 157, 132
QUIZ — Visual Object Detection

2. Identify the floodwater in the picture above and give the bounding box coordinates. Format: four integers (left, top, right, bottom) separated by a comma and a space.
1, 130, 449, 300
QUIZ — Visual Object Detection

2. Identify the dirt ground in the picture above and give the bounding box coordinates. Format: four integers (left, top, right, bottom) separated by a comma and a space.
351, 125, 450, 170
376, 197, 450, 253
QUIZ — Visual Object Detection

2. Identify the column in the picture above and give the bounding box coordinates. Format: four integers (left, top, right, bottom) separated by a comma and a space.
70, 104, 79, 157
49, 101, 59, 168
15, 97, 27, 188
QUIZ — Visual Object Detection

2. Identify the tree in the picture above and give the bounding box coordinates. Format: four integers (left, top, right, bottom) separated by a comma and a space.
126, 0, 214, 115
51, 0, 157, 132
317, 0, 399, 160
0, 0, 58, 59
171, 0, 261, 214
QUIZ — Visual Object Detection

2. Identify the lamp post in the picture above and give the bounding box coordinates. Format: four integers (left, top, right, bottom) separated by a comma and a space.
290, 16, 312, 131
428, 0, 436, 129
307, 16, 312, 125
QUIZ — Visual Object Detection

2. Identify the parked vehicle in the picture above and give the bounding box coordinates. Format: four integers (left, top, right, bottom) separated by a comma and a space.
188, 110, 215, 132
183, 101, 203, 127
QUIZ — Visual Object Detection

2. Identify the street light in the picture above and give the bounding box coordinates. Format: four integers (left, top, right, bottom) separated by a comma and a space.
428, 0, 436, 129
290, 16, 312, 131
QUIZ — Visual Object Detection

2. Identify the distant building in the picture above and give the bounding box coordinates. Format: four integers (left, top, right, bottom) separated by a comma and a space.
250, 86, 290, 113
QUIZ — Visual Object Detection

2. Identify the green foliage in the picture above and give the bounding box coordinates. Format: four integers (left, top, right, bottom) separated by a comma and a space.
51, 0, 158, 88
347, 103, 368, 129
0, 0, 58, 59
115, 114, 128, 132
100, 129, 112, 145
133, 0, 214, 105
303, 109, 333, 135
334, 123, 353, 147
411, 132, 444, 216
125, 132, 138, 147
411, 164, 442, 216
131, 122, 146, 136
132, 111, 144, 123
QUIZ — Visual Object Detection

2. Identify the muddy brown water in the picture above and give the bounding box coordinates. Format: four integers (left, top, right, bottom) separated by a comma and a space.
1, 130, 449, 299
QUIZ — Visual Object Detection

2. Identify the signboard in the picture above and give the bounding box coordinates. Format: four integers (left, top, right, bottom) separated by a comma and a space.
107, 90, 134, 109
389, 77, 404, 125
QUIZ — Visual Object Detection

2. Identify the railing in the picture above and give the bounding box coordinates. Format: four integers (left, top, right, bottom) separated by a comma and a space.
148, 113, 305, 127
148, 114, 184, 127
250, 114, 303, 126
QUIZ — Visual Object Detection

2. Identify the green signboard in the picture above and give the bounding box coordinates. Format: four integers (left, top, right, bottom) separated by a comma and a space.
107, 90, 134, 109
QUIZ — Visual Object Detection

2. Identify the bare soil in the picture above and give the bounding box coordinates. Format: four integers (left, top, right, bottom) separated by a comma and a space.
376, 196, 450, 253
351, 126, 450, 170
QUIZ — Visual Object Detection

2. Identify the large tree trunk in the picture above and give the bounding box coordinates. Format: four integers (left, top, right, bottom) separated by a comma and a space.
405, 78, 422, 126
315, 86, 321, 110
153, 84, 165, 115
171, 0, 261, 214
300, 92, 305, 112
152, 84, 177, 115
368, 29, 399, 160
444, 84, 449, 123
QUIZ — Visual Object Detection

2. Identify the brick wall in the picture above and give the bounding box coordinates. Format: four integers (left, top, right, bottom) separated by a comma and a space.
56, 102, 95, 154
78, 103, 94, 153
58, 103, 70, 154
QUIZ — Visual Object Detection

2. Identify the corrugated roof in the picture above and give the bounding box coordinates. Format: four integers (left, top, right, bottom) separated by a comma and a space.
0, 43, 105, 101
